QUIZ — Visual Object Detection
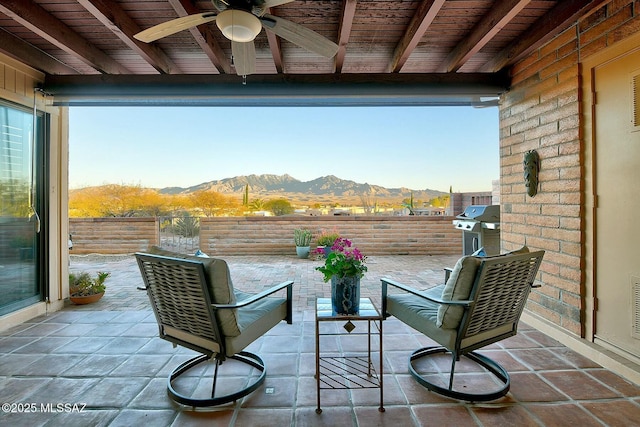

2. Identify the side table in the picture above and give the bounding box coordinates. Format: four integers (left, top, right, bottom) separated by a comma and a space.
315, 297, 384, 413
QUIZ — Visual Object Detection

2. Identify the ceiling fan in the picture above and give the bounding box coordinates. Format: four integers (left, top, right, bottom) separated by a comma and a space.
134, 0, 339, 76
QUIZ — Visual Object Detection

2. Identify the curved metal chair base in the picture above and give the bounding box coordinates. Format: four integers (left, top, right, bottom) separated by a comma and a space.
409, 346, 510, 402
168, 351, 266, 407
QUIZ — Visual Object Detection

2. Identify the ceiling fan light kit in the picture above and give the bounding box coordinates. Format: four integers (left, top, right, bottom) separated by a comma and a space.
216, 10, 262, 42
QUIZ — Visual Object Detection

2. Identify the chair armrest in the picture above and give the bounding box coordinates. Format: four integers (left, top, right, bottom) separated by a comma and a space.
212, 280, 294, 324
381, 278, 472, 318
444, 267, 453, 282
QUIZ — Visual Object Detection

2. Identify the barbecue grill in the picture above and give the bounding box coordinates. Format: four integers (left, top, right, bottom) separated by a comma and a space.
453, 205, 500, 256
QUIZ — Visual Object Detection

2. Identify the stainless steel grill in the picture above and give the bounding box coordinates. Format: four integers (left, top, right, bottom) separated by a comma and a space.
453, 205, 500, 256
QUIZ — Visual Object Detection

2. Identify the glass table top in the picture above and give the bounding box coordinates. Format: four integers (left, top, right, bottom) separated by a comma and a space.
316, 297, 381, 319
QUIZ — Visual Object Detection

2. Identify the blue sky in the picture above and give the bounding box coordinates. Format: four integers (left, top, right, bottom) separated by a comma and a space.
68, 106, 499, 193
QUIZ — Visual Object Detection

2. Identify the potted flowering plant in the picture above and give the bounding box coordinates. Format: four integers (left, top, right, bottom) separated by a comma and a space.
316, 237, 367, 281
316, 238, 367, 314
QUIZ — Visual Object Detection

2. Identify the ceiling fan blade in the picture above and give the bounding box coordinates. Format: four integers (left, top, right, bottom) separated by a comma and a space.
134, 13, 217, 43
232, 41, 256, 76
261, 14, 339, 58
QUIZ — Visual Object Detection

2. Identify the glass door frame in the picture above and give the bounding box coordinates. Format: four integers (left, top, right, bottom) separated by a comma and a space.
0, 99, 49, 316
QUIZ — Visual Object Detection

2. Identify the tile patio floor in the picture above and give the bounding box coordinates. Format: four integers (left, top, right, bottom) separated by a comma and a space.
1, 254, 640, 426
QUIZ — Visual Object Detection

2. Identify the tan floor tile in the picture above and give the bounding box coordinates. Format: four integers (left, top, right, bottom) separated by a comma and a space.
526, 403, 604, 427
355, 405, 414, 427
589, 369, 640, 396
509, 348, 577, 370
471, 404, 540, 426
508, 372, 569, 402
234, 408, 293, 427
240, 376, 297, 408
295, 406, 355, 427
412, 404, 475, 426
541, 370, 621, 400
173, 408, 235, 427
582, 400, 640, 426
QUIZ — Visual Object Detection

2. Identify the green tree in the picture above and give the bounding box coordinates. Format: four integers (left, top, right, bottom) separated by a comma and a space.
265, 198, 294, 216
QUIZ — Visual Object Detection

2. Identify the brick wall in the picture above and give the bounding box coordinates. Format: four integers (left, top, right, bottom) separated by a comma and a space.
200, 216, 462, 256
69, 218, 159, 255
449, 192, 494, 216
68, 216, 463, 256
500, 0, 640, 336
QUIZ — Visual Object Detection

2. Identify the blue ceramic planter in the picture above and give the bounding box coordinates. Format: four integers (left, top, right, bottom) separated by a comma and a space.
330, 275, 360, 315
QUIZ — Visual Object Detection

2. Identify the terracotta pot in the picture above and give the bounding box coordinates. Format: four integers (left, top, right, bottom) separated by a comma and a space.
70, 292, 104, 305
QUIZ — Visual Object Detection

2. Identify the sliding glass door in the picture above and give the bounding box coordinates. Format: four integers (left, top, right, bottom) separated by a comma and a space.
0, 101, 47, 316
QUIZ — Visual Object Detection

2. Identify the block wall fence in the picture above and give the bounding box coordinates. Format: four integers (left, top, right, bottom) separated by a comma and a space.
69, 218, 159, 255
499, 0, 640, 336
69, 216, 463, 256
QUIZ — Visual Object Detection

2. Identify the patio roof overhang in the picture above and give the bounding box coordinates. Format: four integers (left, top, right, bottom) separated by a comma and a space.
42, 72, 509, 107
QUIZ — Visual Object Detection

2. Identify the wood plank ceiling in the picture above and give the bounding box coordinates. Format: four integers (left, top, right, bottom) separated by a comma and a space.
0, 0, 606, 105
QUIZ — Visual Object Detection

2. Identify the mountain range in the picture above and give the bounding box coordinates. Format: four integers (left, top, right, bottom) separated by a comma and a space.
159, 174, 446, 205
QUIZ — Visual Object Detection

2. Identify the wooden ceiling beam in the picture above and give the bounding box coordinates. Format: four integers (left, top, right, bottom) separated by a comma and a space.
78, 0, 181, 74
0, 0, 130, 74
0, 28, 79, 75
264, 7, 284, 73
167, 0, 231, 74
481, 0, 609, 72
438, 0, 531, 73
389, 0, 446, 73
334, 0, 357, 73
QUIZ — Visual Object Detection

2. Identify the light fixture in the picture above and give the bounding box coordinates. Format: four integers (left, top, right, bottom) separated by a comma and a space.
216, 10, 262, 42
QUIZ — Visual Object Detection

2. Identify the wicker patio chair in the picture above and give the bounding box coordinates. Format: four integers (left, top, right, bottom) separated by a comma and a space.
382, 247, 544, 401
135, 249, 293, 407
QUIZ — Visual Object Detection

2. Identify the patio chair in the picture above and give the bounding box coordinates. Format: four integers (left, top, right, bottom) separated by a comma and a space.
382, 247, 544, 401
135, 248, 293, 407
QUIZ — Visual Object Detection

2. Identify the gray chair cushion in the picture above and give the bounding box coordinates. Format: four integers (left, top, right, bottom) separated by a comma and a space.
386, 286, 457, 350
225, 290, 288, 356
147, 246, 240, 336
438, 256, 480, 329
437, 245, 530, 329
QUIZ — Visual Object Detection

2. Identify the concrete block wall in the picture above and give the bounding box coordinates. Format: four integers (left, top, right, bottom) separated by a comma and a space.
200, 216, 462, 256
68, 216, 463, 256
69, 218, 159, 255
499, 0, 640, 336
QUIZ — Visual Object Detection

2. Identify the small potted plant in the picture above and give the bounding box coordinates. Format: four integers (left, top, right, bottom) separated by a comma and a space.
69, 271, 110, 304
294, 228, 313, 258
314, 230, 340, 258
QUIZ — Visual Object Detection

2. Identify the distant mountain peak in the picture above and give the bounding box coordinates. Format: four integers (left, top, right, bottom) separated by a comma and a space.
158, 174, 445, 204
